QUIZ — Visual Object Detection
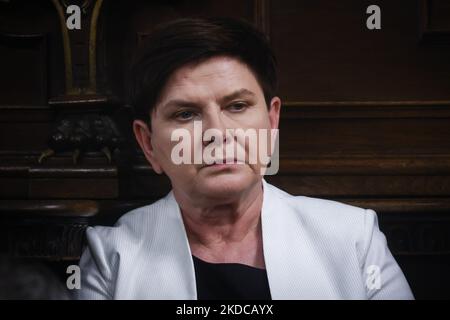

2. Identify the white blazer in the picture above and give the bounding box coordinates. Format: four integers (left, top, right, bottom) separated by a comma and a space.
75, 180, 414, 300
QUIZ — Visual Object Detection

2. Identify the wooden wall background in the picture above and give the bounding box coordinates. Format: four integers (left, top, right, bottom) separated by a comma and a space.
1, 0, 450, 299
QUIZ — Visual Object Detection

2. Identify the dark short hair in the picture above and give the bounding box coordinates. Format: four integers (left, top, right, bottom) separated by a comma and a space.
128, 17, 278, 127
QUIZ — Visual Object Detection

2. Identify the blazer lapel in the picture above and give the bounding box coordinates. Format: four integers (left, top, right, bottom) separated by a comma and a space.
160, 191, 198, 299
261, 179, 338, 299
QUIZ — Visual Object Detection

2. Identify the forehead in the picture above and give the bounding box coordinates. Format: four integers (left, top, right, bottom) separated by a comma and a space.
157, 56, 263, 104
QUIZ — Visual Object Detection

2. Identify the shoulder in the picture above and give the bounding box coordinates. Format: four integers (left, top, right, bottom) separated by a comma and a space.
266, 181, 374, 225
76, 195, 175, 299
264, 181, 382, 279
84, 193, 173, 253
264, 181, 378, 251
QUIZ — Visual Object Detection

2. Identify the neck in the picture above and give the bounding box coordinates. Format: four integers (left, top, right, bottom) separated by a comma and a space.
173, 180, 264, 248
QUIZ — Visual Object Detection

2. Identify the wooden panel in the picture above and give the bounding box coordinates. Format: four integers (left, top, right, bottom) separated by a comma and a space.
420, 0, 450, 44
279, 106, 450, 157
270, 0, 450, 101
29, 178, 117, 199
0, 0, 65, 101
0, 178, 28, 198
28, 166, 118, 199
0, 34, 48, 105
0, 122, 51, 152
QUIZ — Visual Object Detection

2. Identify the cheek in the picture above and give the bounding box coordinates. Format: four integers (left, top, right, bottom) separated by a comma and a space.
153, 128, 199, 170
243, 107, 271, 130
151, 131, 175, 161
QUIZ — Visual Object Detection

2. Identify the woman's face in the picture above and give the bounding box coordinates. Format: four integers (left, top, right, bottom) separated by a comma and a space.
134, 55, 280, 201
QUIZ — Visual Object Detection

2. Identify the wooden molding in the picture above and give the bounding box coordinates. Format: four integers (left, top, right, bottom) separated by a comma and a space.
281, 101, 450, 119
0, 200, 98, 217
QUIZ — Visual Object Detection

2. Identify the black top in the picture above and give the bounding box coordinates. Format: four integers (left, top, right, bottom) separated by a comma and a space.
192, 255, 272, 300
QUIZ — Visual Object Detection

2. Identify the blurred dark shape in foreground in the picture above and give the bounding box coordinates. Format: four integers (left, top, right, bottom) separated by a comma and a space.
0, 255, 70, 300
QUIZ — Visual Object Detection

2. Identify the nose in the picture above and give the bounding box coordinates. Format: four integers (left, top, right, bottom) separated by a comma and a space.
202, 108, 229, 147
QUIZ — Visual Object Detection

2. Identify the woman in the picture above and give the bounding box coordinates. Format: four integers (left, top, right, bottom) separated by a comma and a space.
76, 18, 413, 300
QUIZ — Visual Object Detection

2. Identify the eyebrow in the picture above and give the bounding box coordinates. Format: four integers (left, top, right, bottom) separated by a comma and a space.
219, 88, 256, 104
159, 88, 257, 112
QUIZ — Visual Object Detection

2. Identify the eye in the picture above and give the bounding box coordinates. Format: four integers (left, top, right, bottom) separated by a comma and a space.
174, 110, 196, 121
227, 102, 248, 112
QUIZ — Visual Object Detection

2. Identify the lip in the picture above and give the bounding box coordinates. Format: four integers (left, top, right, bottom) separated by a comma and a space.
203, 158, 245, 168
204, 163, 240, 171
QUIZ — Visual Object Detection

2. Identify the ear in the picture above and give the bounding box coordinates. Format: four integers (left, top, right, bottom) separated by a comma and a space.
133, 120, 163, 174
268, 96, 281, 130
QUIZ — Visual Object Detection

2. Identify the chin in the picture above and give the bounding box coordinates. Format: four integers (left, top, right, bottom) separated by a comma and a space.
198, 170, 258, 199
